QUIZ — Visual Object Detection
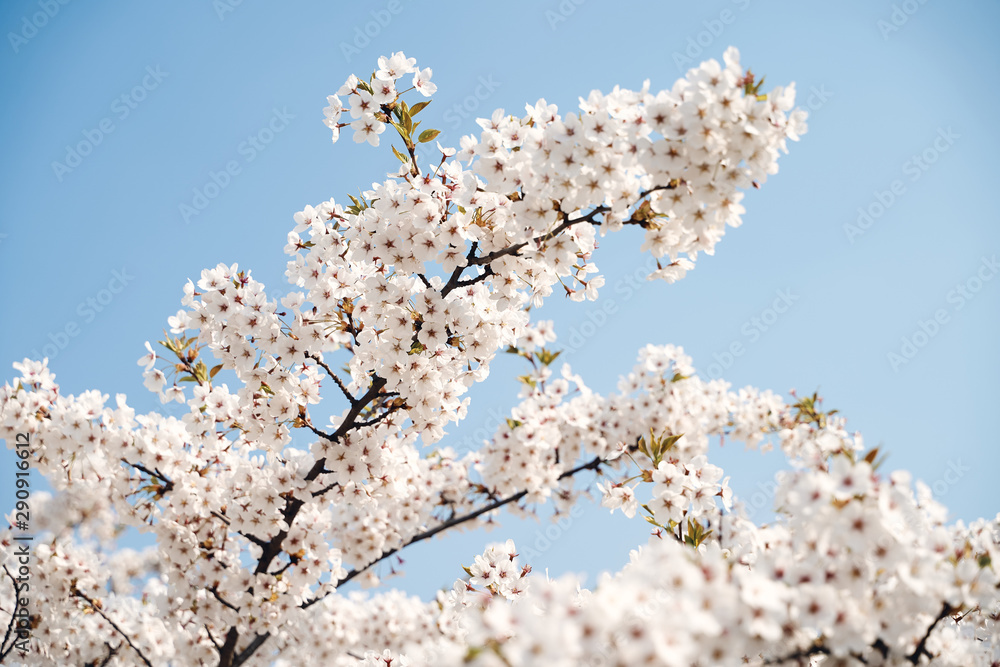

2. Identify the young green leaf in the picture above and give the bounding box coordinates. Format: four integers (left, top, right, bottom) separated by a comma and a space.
418, 128, 441, 143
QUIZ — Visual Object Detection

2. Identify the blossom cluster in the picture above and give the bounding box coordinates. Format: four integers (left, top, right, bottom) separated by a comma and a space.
0, 48, 996, 667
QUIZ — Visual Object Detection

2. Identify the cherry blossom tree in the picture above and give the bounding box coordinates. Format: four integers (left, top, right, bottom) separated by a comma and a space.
1, 48, 997, 666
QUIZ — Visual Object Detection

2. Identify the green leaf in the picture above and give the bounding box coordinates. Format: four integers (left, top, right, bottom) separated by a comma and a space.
391, 145, 409, 164
210, 364, 223, 379
418, 128, 441, 143
662, 433, 683, 450
636, 435, 651, 461
390, 120, 409, 139
409, 100, 431, 116
536, 348, 562, 366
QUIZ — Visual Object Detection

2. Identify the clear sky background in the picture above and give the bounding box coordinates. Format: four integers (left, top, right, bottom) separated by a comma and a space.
1, 1, 998, 600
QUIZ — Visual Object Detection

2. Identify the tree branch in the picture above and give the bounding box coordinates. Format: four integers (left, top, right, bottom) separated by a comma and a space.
304, 352, 357, 406
253, 376, 388, 577
72, 590, 153, 667
231, 451, 612, 665
230, 632, 270, 667
122, 460, 174, 493
226, 182, 678, 667
209, 586, 239, 612
761, 644, 831, 665
84, 643, 120, 667
224, 376, 389, 667
0, 566, 23, 662
441, 241, 479, 295
316, 451, 609, 601
354, 401, 403, 429
906, 603, 953, 664
442, 182, 677, 298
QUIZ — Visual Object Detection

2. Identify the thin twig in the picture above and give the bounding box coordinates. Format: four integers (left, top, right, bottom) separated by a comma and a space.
122, 460, 174, 493
304, 352, 357, 406
354, 402, 403, 429
906, 603, 953, 664
73, 590, 153, 667
314, 451, 609, 601
0, 566, 23, 662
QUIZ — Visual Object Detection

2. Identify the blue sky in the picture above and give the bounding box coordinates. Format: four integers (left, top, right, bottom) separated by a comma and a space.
1, 1, 998, 599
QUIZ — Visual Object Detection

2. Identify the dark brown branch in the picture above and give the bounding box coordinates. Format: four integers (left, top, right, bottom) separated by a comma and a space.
469, 206, 604, 268
73, 590, 153, 667
230, 633, 270, 667
441, 241, 479, 295
224, 376, 389, 667
204, 626, 222, 652
225, 182, 678, 666
0, 566, 23, 662
311, 480, 341, 498
354, 401, 403, 429
304, 422, 336, 441
232, 452, 612, 663
449, 265, 496, 292
219, 627, 240, 667
122, 460, 174, 493
759, 603, 955, 666
442, 182, 677, 298
210, 510, 269, 549
316, 451, 609, 600
84, 643, 120, 667
761, 645, 832, 665
305, 352, 357, 406
97, 643, 120, 667
209, 586, 239, 612
254, 376, 388, 575
906, 603, 953, 664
